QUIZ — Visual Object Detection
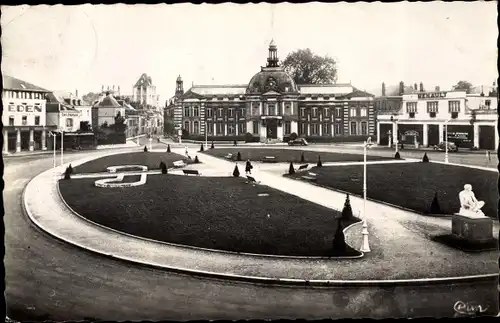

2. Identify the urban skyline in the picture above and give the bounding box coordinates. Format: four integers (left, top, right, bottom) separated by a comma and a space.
2, 2, 497, 102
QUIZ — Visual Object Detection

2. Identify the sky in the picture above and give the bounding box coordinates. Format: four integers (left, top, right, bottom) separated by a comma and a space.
1, 2, 498, 102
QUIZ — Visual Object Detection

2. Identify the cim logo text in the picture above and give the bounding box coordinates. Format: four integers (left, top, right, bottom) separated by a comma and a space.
453, 301, 489, 315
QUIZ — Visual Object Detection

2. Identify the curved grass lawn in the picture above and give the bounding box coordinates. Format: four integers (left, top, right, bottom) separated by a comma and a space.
59, 174, 360, 257
288, 163, 498, 218
73, 152, 192, 174
204, 148, 393, 163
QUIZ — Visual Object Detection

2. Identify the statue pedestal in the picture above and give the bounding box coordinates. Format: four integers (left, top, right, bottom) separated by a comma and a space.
452, 214, 493, 243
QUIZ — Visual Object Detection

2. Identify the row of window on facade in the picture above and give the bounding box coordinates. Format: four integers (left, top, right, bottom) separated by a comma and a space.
3, 90, 46, 100
184, 120, 369, 136
183, 106, 370, 118
8, 115, 74, 127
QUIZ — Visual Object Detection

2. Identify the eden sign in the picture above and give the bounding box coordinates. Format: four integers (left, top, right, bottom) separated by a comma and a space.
8, 105, 43, 113
417, 92, 447, 99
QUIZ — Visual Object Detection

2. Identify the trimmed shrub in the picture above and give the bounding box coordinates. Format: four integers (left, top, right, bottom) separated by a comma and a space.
341, 194, 354, 220
289, 162, 295, 175
422, 153, 429, 163
167, 144, 171, 153
160, 161, 168, 174
290, 132, 298, 141
237, 152, 242, 161
194, 155, 200, 164
144, 146, 148, 152
68, 164, 73, 174
211, 141, 214, 149
300, 152, 305, 163
332, 218, 347, 252
233, 164, 240, 177
63, 167, 71, 180
429, 192, 442, 214
394, 152, 401, 159
245, 132, 254, 143
200, 144, 204, 152
317, 155, 322, 167
233, 140, 237, 146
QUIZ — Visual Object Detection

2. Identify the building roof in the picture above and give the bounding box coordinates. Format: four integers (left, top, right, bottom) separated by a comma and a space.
134, 73, 153, 88
45, 92, 79, 113
247, 67, 299, 94
298, 83, 354, 95
188, 85, 247, 96
93, 93, 123, 108
3, 75, 51, 92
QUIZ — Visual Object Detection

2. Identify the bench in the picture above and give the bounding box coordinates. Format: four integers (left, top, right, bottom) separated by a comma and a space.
183, 169, 200, 176
246, 175, 260, 184
173, 160, 186, 168
262, 156, 277, 163
298, 164, 309, 171
225, 153, 233, 160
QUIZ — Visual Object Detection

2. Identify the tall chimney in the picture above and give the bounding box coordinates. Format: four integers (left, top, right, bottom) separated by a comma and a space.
107, 85, 110, 91
102, 85, 104, 92
435, 86, 440, 92
419, 82, 424, 92
113, 85, 115, 91
118, 85, 120, 94
414, 83, 418, 90
399, 81, 405, 96
382, 82, 386, 96
76, 89, 78, 97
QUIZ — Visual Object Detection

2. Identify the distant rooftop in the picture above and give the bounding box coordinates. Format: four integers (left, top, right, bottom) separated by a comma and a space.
3, 75, 51, 92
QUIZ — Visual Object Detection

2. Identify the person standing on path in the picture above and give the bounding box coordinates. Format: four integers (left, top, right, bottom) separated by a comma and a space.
245, 159, 253, 175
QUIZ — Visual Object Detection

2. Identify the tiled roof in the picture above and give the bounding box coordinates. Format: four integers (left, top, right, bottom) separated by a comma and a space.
298, 83, 354, 95
189, 85, 247, 96
3, 75, 51, 92
94, 94, 122, 108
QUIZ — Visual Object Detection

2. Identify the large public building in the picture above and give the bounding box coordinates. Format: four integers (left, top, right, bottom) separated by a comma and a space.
165, 41, 376, 142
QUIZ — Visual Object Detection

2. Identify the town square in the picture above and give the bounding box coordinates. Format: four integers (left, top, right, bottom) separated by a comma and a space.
2, 2, 499, 321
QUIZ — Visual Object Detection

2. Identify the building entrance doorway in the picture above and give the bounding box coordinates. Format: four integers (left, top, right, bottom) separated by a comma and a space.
266, 119, 277, 139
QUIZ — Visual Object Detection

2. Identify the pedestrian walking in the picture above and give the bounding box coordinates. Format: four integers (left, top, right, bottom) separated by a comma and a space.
245, 159, 253, 175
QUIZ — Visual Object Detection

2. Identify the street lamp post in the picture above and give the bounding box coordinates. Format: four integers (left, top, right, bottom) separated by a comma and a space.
390, 116, 399, 154
60, 130, 64, 166
360, 137, 373, 253
444, 118, 452, 163
205, 121, 208, 150
49, 131, 56, 168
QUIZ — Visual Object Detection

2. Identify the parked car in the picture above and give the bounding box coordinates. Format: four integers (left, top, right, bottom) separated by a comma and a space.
433, 142, 458, 152
288, 138, 308, 146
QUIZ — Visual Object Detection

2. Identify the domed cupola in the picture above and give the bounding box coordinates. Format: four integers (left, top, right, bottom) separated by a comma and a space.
246, 40, 298, 94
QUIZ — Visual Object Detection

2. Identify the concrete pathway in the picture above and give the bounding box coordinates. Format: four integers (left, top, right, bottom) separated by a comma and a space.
23, 147, 498, 283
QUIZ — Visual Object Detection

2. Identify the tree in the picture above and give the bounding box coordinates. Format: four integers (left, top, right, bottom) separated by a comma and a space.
289, 162, 295, 175
233, 164, 240, 177
82, 92, 101, 106
281, 48, 338, 84
341, 194, 354, 220
199, 144, 204, 152
332, 218, 347, 253
167, 144, 171, 153
317, 155, 322, 167
452, 80, 473, 94
430, 192, 442, 214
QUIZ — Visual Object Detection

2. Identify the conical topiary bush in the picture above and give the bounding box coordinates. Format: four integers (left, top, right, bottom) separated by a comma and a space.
68, 164, 73, 174
341, 194, 354, 220
430, 192, 442, 214
211, 141, 214, 149
64, 166, 71, 180
194, 155, 200, 163
233, 140, 237, 146
167, 144, 171, 153
422, 153, 429, 163
233, 164, 240, 177
237, 152, 242, 161
332, 218, 347, 253
394, 152, 401, 159
200, 143, 204, 152
317, 155, 322, 167
289, 162, 295, 175
144, 146, 148, 152
300, 152, 305, 163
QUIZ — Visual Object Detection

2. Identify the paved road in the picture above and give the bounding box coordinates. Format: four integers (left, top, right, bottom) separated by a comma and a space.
4, 139, 497, 320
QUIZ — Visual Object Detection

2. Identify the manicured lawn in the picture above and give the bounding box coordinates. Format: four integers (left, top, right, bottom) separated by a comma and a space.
59, 175, 361, 257
73, 152, 192, 174
204, 148, 393, 163
288, 163, 498, 218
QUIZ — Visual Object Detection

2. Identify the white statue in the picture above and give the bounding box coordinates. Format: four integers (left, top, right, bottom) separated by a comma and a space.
459, 184, 486, 218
